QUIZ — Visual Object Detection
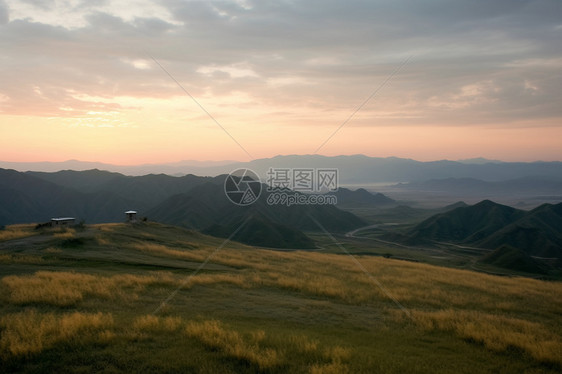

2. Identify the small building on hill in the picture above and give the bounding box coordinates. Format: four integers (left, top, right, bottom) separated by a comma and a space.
125, 210, 137, 223
51, 217, 76, 227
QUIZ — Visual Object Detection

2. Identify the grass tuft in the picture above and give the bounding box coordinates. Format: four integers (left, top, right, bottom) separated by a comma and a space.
184, 320, 282, 370
403, 308, 562, 366
0, 310, 114, 357
1, 271, 178, 307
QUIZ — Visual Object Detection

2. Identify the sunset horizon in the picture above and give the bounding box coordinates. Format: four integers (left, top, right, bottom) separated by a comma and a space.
1, 1, 561, 165
2, 152, 562, 166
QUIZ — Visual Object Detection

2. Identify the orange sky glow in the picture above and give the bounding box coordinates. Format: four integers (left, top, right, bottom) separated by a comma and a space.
1, 0, 561, 164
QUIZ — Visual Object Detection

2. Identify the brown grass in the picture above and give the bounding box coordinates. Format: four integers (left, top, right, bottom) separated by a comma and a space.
183, 319, 353, 372
0, 309, 114, 356
188, 273, 249, 288
0, 254, 45, 265
399, 308, 562, 366
0, 225, 36, 241
1, 271, 178, 307
309, 346, 352, 374
1, 223, 561, 369
43, 247, 63, 254
131, 242, 208, 262
53, 229, 75, 239
184, 320, 281, 370
133, 315, 183, 333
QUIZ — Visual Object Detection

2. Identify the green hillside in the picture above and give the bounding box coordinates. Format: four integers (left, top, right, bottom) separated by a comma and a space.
0, 222, 561, 373
404, 200, 562, 259
478, 245, 547, 274
203, 213, 316, 249
479, 203, 562, 258
408, 200, 525, 243
147, 182, 366, 234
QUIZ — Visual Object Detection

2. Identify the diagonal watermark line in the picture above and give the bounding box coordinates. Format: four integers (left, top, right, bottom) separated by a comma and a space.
314, 55, 413, 154
152, 213, 253, 315
307, 213, 411, 318
146, 52, 254, 160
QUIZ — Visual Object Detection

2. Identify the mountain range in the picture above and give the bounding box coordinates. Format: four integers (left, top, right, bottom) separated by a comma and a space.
404, 200, 562, 258
0, 168, 378, 248
2, 162, 561, 255
3, 155, 562, 184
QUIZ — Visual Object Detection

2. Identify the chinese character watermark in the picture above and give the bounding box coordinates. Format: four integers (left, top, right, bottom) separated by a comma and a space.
266, 168, 338, 193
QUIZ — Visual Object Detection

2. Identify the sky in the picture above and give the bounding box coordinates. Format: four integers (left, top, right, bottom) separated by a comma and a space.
1, 0, 561, 164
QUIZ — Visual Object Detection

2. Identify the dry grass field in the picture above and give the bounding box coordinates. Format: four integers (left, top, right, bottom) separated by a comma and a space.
0, 222, 560, 373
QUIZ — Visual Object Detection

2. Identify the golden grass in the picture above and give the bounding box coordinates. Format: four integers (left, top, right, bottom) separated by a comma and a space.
1, 271, 178, 307
0, 309, 114, 357
95, 235, 112, 245
0, 225, 36, 241
130, 240, 281, 271
133, 315, 183, 333
396, 309, 562, 366
131, 242, 208, 262
188, 273, 249, 289
309, 362, 349, 374
265, 252, 562, 314
52, 229, 76, 239
185, 320, 281, 370
1, 270, 258, 308
309, 346, 352, 374
183, 319, 353, 372
91, 223, 120, 232
178, 248, 562, 367
43, 247, 62, 254
288, 334, 319, 354
1, 223, 561, 369
0, 254, 45, 265
123, 241, 562, 317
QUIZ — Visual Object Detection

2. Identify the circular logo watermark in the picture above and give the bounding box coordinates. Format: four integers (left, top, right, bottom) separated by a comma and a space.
224, 168, 262, 206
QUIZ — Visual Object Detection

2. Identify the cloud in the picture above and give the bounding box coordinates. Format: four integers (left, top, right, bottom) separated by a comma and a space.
20, 0, 55, 11
0, 0, 560, 129
0, 0, 9, 24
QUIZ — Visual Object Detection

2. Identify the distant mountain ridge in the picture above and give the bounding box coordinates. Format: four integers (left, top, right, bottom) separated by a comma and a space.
0, 169, 140, 224
3, 155, 562, 184
0, 159, 237, 176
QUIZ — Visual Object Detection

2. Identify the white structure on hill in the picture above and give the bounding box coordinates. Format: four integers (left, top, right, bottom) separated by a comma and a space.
51, 217, 76, 226
125, 210, 137, 223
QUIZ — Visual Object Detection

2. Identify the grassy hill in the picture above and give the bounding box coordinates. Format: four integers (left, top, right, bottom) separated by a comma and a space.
478, 245, 547, 274
404, 200, 562, 260
203, 213, 316, 249
0, 222, 561, 373
479, 203, 562, 258
147, 182, 366, 236
408, 200, 526, 243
